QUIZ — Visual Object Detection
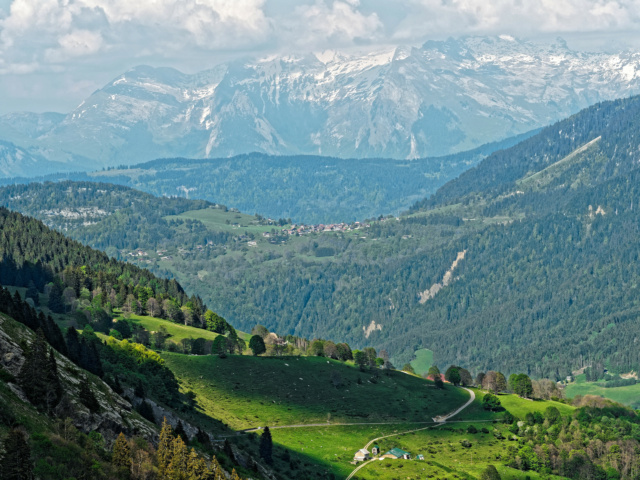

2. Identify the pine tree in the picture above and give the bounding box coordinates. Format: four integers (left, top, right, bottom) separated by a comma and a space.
19, 329, 60, 412
209, 456, 224, 480
0, 428, 33, 480
65, 326, 81, 364
186, 448, 208, 480
45, 348, 62, 413
230, 468, 242, 480
167, 436, 188, 480
157, 417, 174, 479
174, 420, 188, 444
78, 376, 100, 413
259, 426, 273, 465
112, 432, 132, 471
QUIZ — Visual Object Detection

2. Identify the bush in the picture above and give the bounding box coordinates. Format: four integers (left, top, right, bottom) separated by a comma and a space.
467, 424, 478, 434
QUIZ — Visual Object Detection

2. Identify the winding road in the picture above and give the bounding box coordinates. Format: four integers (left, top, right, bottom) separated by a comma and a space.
346, 387, 476, 480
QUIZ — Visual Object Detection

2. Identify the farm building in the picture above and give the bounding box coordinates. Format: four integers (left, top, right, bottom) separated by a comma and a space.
354, 449, 370, 461
380, 448, 411, 460
371, 445, 380, 455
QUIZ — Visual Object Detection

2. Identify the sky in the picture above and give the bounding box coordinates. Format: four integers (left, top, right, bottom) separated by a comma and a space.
2, 0, 640, 114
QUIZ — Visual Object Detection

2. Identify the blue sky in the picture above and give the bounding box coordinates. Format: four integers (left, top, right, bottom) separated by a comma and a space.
2, 0, 640, 114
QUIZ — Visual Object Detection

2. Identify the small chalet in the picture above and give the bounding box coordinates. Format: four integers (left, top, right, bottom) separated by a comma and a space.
417, 454, 425, 460
354, 449, 370, 461
371, 445, 380, 455
381, 448, 411, 460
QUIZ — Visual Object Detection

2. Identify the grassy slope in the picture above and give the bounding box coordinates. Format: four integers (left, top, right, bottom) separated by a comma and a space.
409, 348, 434, 376
565, 374, 640, 407
165, 208, 280, 236
125, 313, 251, 342
162, 354, 469, 430
454, 389, 574, 422
269, 391, 571, 480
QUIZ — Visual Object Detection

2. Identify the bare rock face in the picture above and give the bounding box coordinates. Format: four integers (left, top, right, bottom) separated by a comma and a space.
0, 314, 156, 444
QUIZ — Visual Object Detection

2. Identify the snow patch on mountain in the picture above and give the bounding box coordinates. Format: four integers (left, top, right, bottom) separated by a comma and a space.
2, 36, 640, 173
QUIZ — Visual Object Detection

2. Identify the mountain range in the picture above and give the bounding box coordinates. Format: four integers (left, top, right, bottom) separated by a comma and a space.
3, 36, 640, 174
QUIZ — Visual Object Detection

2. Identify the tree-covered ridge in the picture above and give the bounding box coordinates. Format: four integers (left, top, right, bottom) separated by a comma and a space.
0, 129, 534, 224
414, 94, 640, 210
0, 206, 202, 310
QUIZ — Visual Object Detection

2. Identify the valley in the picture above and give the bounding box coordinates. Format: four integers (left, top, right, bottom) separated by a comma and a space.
4, 23, 640, 479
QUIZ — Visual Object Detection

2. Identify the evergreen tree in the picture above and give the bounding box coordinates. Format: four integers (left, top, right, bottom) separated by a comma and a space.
186, 448, 208, 480
0, 428, 33, 480
157, 417, 174, 479
112, 432, 132, 472
223, 438, 235, 463
209, 456, 224, 480
495, 372, 508, 393
174, 420, 188, 444
259, 426, 273, 465
65, 326, 82, 364
78, 376, 100, 413
230, 469, 242, 480
18, 329, 61, 413
167, 436, 188, 480
136, 400, 156, 423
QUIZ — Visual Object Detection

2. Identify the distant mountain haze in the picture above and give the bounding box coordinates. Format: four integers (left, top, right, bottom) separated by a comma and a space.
2, 36, 640, 175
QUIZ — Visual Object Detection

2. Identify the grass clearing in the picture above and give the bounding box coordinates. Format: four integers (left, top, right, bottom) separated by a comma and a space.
565, 379, 640, 407
122, 313, 251, 343
409, 348, 433, 376
165, 208, 281, 235
162, 354, 469, 430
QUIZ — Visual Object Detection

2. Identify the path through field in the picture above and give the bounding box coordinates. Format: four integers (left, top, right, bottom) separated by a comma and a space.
345, 387, 475, 480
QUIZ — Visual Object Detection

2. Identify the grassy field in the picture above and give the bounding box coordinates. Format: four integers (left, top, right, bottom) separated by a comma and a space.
409, 348, 434, 376
165, 207, 281, 235
454, 389, 574, 422
565, 374, 640, 407
267, 390, 572, 480
162, 354, 470, 430
121, 313, 251, 342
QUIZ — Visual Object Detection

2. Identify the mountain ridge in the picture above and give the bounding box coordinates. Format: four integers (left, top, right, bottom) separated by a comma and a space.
3, 35, 640, 174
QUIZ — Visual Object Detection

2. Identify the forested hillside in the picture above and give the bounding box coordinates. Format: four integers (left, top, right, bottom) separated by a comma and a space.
0, 130, 533, 224
4, 96, 640, 380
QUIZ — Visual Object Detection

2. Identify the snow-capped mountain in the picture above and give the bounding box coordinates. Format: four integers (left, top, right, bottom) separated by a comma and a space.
3, 35, 640, 174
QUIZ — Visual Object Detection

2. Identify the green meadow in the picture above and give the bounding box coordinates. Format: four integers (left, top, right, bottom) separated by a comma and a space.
565, 374, 640, 407
162, 354, 469, 430
409, 348, 434, 376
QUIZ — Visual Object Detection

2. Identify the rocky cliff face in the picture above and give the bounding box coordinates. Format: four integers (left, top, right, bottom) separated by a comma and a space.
2, 36, 640, 174
0, 313, 155, 444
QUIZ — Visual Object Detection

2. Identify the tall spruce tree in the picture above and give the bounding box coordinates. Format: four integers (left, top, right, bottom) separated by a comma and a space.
18, 329, 61, 413
259, 426, 273, 465
157, 417, 174, 479
167, 436, 189, 480
112, 432, 132, 472
78, 376, 100, 413
0, 428, 33, 480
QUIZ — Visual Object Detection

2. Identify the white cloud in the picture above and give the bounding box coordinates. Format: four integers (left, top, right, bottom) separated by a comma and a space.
3, 0, 640, 113
393, 0, 640, 40
286, 1, 383, 48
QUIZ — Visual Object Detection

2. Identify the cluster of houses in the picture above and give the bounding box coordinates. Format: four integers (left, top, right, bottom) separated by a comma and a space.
281, 221, 370, 236
354, 445, 425, 462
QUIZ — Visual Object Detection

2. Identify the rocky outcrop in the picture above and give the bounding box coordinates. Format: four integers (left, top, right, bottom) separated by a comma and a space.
0, 313, 156, 445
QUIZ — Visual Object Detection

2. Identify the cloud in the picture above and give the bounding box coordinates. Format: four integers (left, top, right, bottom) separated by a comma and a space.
392, 0, 640, 40
3, 0, 640, 113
